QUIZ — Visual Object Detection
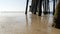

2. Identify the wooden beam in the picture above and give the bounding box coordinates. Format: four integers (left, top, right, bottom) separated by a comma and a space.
25, 0, 29, 14
53, 0, 55, 15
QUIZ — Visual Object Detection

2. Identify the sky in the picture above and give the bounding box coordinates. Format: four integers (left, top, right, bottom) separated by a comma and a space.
0, 0, 27, 11
0, 0, 53, 11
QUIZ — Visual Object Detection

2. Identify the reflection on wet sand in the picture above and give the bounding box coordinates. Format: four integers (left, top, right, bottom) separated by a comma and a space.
0, 12, 59, 34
